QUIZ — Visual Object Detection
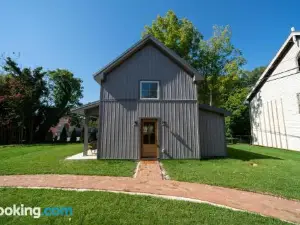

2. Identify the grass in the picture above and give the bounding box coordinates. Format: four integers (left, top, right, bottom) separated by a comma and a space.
162, 144, 300, 200
0, 144, 136, 176
0, 188, 289, 225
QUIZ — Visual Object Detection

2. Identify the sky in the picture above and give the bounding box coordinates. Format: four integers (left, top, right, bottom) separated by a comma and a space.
1, 0, 300, 103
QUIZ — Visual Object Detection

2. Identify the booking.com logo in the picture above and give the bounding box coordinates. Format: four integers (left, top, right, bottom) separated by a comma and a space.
0, 204, 72, 218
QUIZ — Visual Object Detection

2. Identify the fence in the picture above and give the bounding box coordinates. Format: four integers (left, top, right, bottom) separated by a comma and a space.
227, 135, 251, 144
0, 125, 26, 145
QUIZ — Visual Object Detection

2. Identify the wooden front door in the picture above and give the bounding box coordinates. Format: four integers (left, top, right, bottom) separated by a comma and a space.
141, 119, 158, 158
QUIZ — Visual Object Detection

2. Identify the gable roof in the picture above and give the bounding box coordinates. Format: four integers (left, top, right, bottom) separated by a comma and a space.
71, 100, 99, 116
93, 35, 203, 83
246, 31, 300, 102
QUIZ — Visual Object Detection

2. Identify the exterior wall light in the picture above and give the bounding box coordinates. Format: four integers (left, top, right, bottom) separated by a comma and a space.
161, 121, 167, 127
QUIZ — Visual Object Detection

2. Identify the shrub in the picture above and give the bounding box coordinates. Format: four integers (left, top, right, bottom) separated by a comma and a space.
89, 128, 97, 142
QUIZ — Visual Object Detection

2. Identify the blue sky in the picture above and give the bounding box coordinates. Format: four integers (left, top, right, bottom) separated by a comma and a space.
1, 0, 300, 103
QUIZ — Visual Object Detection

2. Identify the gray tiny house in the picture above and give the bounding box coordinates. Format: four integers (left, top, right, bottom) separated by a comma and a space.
73, 35, 229, 159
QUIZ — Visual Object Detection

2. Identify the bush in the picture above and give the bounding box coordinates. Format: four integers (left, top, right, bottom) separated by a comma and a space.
89, 128, 98, 142
70, 129, 77, 143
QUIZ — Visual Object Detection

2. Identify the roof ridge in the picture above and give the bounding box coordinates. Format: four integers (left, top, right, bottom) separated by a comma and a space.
246, 32, 300, 102
93, 35, 203, 83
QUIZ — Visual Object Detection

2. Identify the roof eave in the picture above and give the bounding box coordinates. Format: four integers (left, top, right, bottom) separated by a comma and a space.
94, 73, 104, 83
71, 100, 100, 115
246, 31, 300, 102
93, 35, 204, 84
94, 68, 203, 84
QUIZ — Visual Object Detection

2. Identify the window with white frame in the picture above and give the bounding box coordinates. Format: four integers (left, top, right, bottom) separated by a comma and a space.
140, 81, 159, 99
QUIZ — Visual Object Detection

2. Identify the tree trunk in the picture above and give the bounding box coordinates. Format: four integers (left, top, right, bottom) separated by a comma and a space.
209, 89, 212, 106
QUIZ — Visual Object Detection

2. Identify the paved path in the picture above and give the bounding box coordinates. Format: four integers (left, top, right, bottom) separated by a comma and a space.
135, 160, 163, 181
0, 161, 299, 224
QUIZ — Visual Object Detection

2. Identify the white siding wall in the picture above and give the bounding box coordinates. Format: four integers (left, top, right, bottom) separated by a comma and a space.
250, 39, 300, 151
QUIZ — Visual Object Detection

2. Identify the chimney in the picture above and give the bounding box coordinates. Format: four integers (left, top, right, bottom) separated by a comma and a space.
291, 27, 298, 47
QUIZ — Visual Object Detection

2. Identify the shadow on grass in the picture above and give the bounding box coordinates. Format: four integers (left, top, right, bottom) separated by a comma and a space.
0, 143, 81, 148
227, 147, 282, 161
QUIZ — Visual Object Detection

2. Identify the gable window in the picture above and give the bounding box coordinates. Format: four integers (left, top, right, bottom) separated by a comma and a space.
140, 81, 159, 100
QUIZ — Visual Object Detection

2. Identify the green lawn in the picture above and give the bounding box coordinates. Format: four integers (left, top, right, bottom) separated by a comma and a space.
0, 188, 289, 225
162, 144, 300, 200
0, 144, 136, 176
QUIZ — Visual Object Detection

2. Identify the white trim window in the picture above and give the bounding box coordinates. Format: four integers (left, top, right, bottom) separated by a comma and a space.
140, 81, 159, 100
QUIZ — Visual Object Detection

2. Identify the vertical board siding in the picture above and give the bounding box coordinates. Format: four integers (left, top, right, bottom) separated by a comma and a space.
251, 98, 290, 150
98, 42, 202, 159
250, 38, 300, 151
99, 101, 138, 159
101, 44, 197, 100
99, 100, 200, 159
199, 110, 227, 158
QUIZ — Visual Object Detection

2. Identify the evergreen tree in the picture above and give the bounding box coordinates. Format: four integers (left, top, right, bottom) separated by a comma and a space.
60, 126, 68, 143
70, 128, 77, 143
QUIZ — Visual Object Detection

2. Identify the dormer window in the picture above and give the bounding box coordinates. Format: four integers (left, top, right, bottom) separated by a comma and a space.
140, 81, 159, 100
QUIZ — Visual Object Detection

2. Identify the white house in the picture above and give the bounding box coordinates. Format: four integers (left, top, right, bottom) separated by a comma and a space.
246, 28, 300, 151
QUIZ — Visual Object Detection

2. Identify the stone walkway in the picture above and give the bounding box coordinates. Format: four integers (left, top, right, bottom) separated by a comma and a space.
0, 161, 299, 224
135, 160, 163, 181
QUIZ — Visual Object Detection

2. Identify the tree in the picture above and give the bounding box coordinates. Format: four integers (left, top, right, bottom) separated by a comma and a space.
0, 74, 25, 126
60, 126, 68, 143
34, 69, 83, 141
2, 57, 48, 143
70, 128, 77, 143
223, 66, 266, 137
197, 26, 246, 106
88, 118, 98, 128
69, 113, 83, 128
1, 57, 83, 143
48, 69, 83, 109
143, 12, 245, 107
143, 11, 250, 137
0, 74, 27, 144
240, 66, 266, 88
142, 10, 203, 65
224, 88, 250, 136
